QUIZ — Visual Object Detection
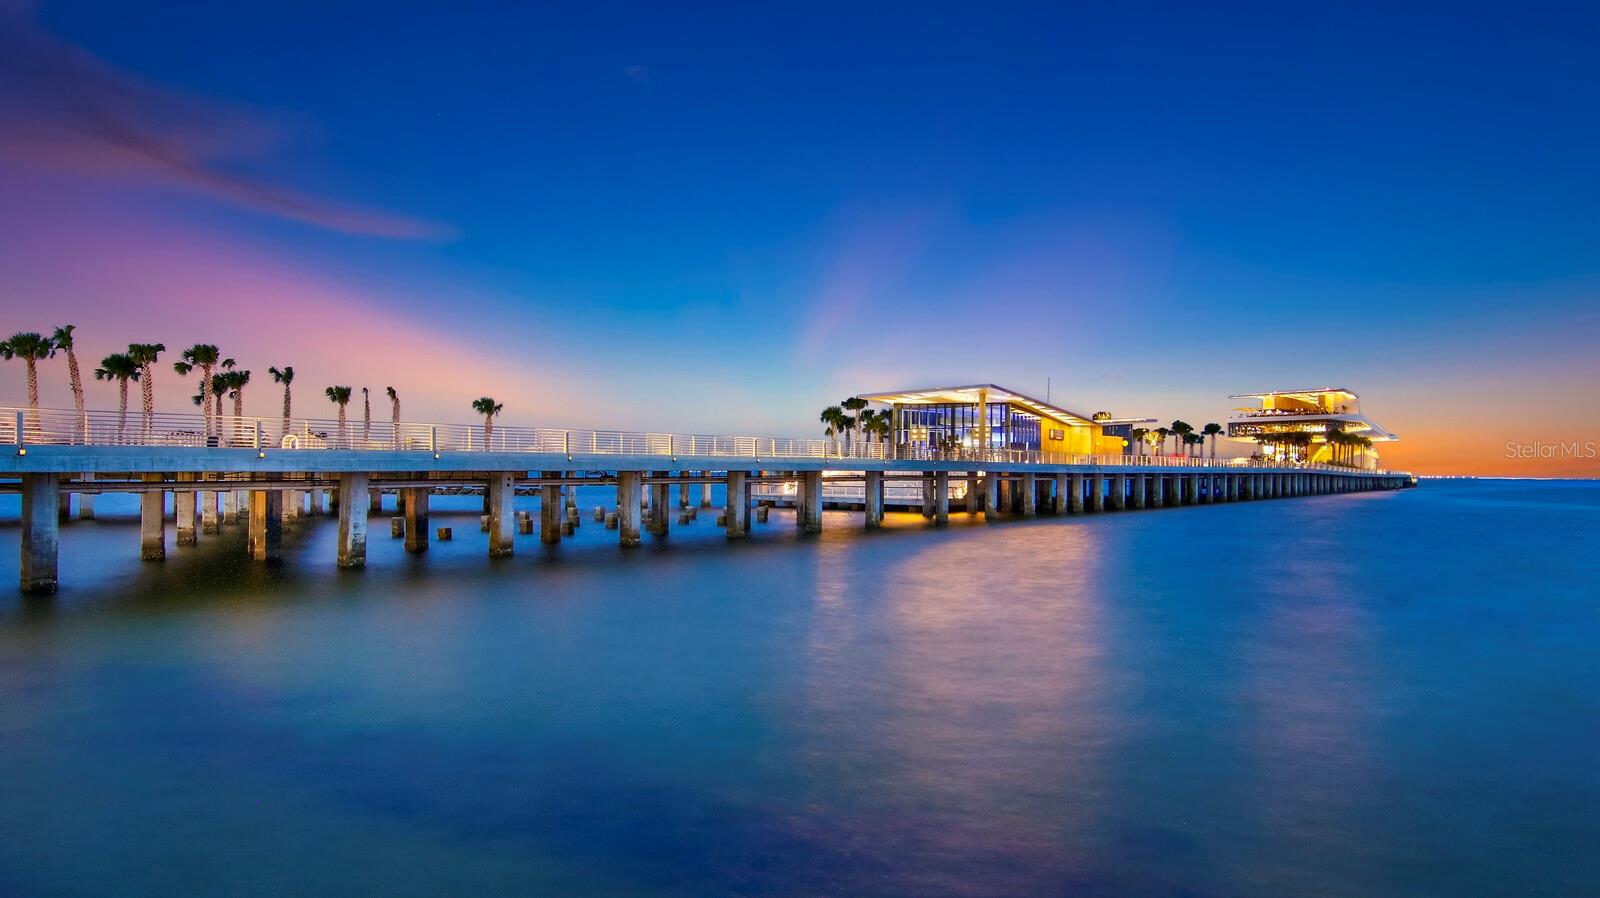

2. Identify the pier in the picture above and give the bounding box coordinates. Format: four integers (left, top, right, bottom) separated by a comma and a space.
3, 407, 1413, 594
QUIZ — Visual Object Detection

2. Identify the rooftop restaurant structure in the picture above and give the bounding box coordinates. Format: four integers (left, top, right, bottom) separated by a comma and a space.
1226, 388, 1397, 469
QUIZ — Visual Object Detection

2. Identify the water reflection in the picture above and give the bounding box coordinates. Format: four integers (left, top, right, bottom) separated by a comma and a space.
1, 483, 1598, 896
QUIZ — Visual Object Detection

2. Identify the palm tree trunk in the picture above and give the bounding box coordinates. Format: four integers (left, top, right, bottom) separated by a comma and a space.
280, 387, 291, 440
25, 359, 38, 411
199, 364, 213, 438
66, 349, 84, 439
337, 406, 348, 447
140, 366, 155, 435
484, 417, 493, 448
117, 380, 129, 440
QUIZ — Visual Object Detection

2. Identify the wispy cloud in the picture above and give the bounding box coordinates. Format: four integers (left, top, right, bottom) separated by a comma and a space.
0, 6, 450, 240
623, 65, 651, 87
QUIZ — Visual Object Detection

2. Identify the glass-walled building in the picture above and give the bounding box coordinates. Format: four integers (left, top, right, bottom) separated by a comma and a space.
855, 384, 1134, 456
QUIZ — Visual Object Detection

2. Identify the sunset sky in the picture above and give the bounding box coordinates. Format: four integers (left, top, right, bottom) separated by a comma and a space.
1, 2, 1595, 475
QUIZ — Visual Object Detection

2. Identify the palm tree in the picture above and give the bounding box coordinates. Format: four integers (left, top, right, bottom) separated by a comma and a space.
841, 396, 868, 448
1202, 422, 1223, 458
1183, 431, 1204, 458
126, 343, 166, 435
361, 387, 371, 446
820, 405, 845, 441
325, 386, 353, 446
52, 325, 86, 434
1170, 420, 1194, 456
0, 332, 55, 414
1130, 427, 1149, 456
1154, 426, 1171, 456
268, 366, 294, 439
225, 369, 251, 443
471, 396, 503, 447
94, 352, 140, 439
386, 386, 400, 447
173, 345, 227, 437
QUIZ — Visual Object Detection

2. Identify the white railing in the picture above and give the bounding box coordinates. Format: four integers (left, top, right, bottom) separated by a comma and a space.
0, 406, 1397, 474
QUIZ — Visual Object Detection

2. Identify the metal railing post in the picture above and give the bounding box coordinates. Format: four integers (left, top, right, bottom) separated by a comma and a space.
14, 410, 23, 451
430, 425, 438, 455
253, 419, 261, 450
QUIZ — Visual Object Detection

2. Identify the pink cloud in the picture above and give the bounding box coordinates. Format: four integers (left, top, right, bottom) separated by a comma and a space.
0, 7, 449, 240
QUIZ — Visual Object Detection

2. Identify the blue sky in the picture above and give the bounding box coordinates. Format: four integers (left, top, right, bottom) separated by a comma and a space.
1, 1, 1597, 472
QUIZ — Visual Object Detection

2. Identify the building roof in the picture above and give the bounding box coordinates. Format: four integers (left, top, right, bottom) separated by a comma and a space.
854, 384, 1103, 426
1228, 387, 1358, 401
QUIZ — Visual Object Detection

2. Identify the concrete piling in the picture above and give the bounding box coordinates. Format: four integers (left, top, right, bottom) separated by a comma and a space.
798, 471, 823, 533
140, 474, 166, 561
724, 471, 748, 539
20, 473, 59, 595
175, 472, 198, 546
338, 473, 370, 568
404, 487, 430, 553
247, 489, 283, 562
542, 471, 562, 545
618, 471, 642, 546
864, 470, 884, 528
487, 472, 515, 557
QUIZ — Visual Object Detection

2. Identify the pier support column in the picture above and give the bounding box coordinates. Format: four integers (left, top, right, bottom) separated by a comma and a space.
723, 471, 747, 539
1108, 474, 1126, 510
1069, 474, 1084, 513
248, 489, 284, 562
967, 472, 982, 513
77, 475, 95, 520
309, 488, 325, 516
1185, 474, 1199, 504
618, 472, 643, 546
1089, 474, 1104, 512
1149, 473, 1164, 507
614, 473, 640, 544
1132, 474, 1146, 509
175, 472, 198, 546
541, 471, 562, 544
222, 489, 239, 525
338, 473, 371, 568
864, 470, 884, 529
678, 482, 690, 509
934, 471, 950, 525
486, 472, 515, 558
1053, 474, 1069, 514
1020, 473, 1037, 517
404, 487, 430, 553
798, 471, 823, 533
369, 488, 383, 513
920, 476, 935, 519
983, 472, 1000, 520
701, 481, 714, 508
140, 474, 166, 561
201, 477, 221, 534
649, 474, 670, 536
20, 474, 59, 595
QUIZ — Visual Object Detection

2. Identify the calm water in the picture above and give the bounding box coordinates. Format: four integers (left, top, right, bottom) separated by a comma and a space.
0, 480, 1596, 897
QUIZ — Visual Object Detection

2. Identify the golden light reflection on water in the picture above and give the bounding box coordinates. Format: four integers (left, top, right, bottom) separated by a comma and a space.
800, 518, 1121, 877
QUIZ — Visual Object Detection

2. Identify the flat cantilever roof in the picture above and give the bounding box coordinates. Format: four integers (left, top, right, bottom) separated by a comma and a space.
854, 384, 1099, 426
1229, 387, 1359, 400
